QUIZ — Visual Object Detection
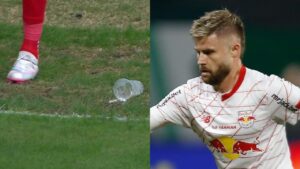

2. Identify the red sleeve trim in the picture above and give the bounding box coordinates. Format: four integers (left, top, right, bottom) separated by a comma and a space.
222, 66, 246, 101
296, 101, 300, 109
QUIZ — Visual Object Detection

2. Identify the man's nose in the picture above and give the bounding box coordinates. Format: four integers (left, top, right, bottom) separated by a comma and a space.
197, 53, 207, 65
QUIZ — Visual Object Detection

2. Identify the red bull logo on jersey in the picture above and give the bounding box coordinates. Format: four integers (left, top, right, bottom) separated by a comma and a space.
210, 137, 262, 160
238, 110, 255, 128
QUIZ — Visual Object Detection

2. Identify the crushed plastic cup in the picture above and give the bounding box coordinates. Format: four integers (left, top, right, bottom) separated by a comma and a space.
110, 78, 144, 103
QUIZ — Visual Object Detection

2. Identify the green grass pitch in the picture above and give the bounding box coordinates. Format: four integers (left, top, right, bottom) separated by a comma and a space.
0, 0, 149, 168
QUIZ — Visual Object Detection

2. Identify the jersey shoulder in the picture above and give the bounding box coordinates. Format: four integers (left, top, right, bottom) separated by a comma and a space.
186, 76, 214, 93
245, 67, 283, 89
244, 67, 273, 88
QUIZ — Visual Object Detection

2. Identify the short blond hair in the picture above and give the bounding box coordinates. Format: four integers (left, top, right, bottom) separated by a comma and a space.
190, 9, 245, 57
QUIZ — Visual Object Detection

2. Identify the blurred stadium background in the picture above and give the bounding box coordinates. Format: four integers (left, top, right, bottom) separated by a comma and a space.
150, 0, 300, 168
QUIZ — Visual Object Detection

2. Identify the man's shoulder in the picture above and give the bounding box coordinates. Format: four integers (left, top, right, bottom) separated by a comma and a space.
184, 77, 213, 92
244, 67, 285, 92
245, 67, 271, 84
246, 67, 268, 79
186, 77, 201, 85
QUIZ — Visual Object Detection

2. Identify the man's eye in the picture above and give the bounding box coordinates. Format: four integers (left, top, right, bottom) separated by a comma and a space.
203, 50, 213, 55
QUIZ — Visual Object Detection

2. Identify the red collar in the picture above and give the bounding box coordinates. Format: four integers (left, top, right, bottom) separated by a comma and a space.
221, 66, 246, 101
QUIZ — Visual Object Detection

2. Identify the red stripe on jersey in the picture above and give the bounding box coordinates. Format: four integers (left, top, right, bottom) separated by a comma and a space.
296, 101, 300, 109
222, 65, 246, 101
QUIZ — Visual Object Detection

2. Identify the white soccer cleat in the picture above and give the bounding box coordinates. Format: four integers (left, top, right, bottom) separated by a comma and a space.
7, 51, 39, 83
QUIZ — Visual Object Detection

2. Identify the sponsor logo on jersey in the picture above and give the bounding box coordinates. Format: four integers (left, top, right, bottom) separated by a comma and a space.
219, 125, 237, 129
212, 125, 237, 129
271, 94, 298, 112
238, 110, 255, 128
210, 137, 262, 160
157, 90, 181, 108
200, 113, 211, 123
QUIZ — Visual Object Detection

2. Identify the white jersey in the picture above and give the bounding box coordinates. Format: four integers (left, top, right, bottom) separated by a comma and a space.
150, 66, 300, 169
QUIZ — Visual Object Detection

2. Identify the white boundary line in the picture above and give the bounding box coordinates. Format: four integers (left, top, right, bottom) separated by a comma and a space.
0, 110, 148, 122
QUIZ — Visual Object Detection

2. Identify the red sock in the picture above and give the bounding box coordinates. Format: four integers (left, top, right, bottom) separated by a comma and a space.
21, 0, 47, 59
20, 23, 43, 58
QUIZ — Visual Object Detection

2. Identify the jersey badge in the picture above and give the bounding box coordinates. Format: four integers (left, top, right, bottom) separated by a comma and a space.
238, 110, 255, 128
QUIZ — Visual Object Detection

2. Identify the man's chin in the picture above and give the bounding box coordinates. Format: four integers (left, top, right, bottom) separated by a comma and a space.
201, 75, 211, 84
201, 74, 218, 86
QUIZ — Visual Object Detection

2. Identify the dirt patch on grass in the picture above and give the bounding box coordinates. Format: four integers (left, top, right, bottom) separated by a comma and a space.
0, 5, 21, 24
0, 0, 149, 30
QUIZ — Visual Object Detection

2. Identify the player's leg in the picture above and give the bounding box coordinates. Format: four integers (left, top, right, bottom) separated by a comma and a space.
7, 0, 47, 83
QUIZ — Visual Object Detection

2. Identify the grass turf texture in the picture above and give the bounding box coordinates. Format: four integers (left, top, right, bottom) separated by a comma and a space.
0, 113, 148, 169
0, 23, 149, 118
0, 0, 149, 168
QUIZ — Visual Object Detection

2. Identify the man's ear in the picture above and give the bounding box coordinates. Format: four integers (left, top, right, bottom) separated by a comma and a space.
231, 43, 241, 58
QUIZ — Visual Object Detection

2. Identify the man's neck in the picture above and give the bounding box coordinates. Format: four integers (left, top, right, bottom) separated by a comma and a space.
214, 62, 242, 93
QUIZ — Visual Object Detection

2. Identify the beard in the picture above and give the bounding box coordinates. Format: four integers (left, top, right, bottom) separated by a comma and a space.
200, 63, 230, 86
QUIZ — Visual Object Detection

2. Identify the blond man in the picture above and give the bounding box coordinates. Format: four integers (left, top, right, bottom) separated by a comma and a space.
151, 9, 300, 169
